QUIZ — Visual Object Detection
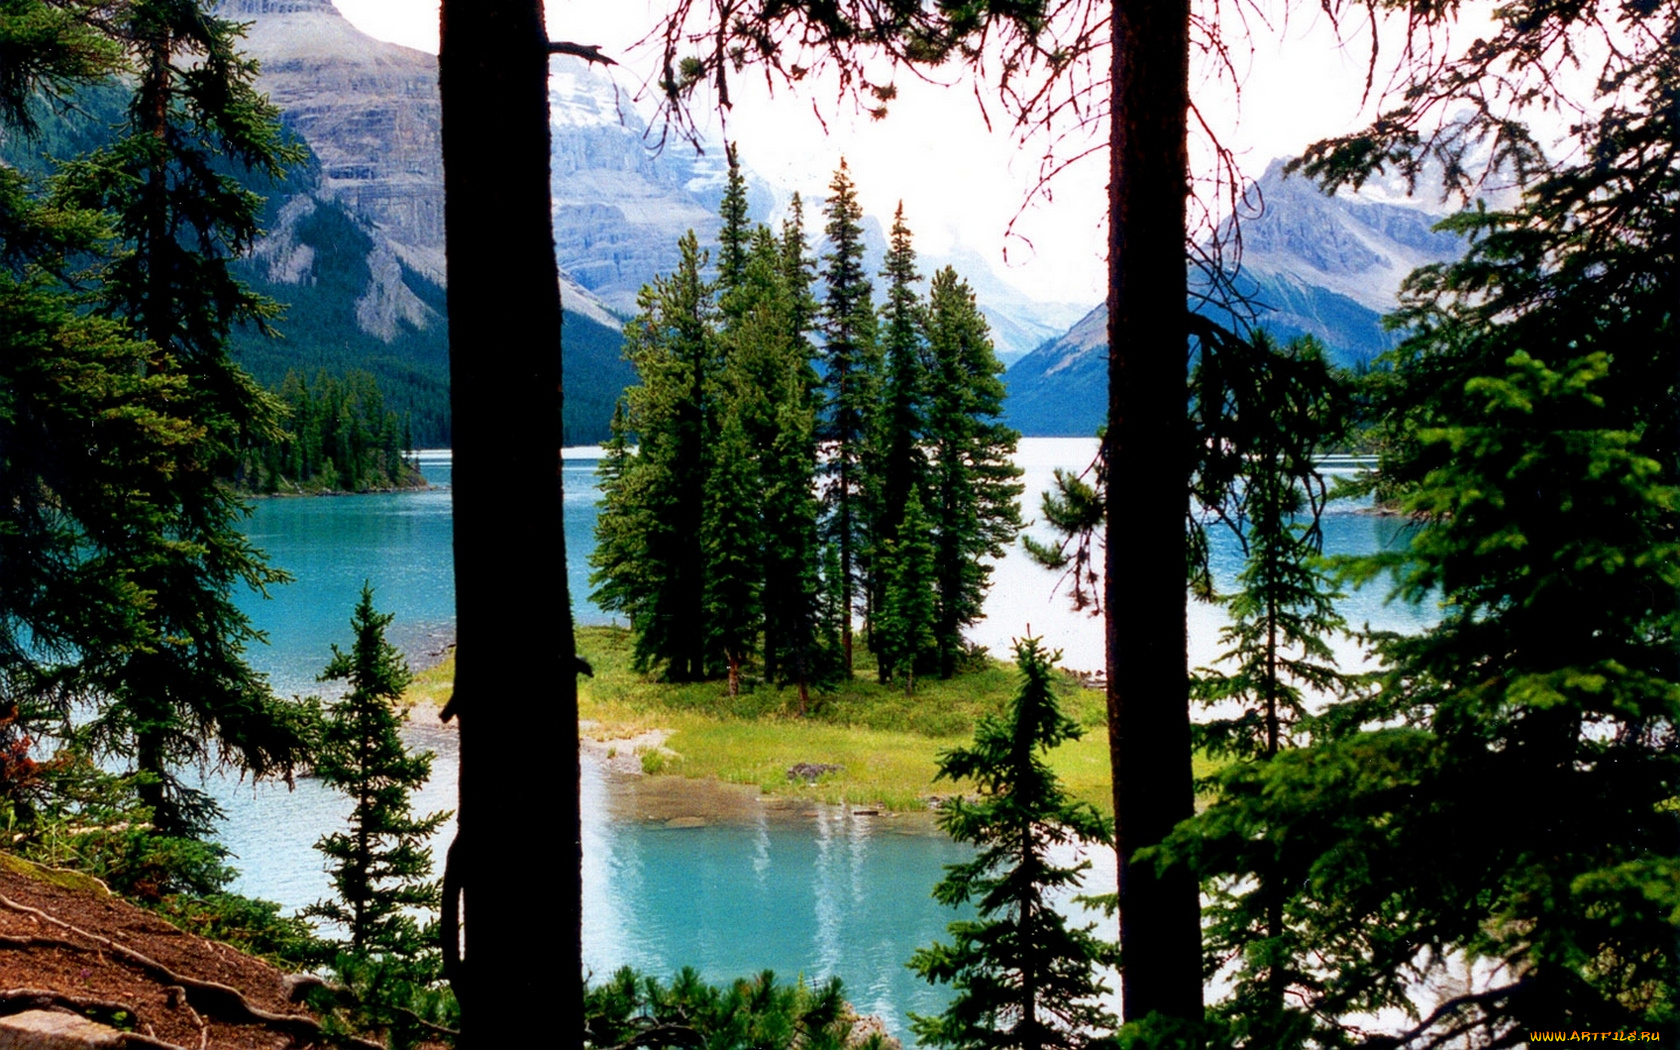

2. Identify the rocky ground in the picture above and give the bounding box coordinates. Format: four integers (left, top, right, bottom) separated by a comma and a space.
0, 854, 412, 1050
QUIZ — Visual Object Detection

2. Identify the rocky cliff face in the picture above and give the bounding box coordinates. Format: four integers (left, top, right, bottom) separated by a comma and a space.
232, 1, 1075, 357
233, 0, 447, 282
232, 0, 751, 326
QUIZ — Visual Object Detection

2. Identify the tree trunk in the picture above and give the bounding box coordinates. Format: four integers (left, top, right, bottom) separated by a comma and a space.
1106, 0, 1204, 1030
438, 2, 580, 1044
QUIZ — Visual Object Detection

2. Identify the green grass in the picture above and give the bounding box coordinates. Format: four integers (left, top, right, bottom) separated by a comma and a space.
403, 657, 454, 713
409, 626, 1219, 815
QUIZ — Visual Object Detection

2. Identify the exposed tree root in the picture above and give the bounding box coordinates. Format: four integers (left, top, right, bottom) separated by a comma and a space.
0, 987, 191, 1049
0, 894, 384, 1050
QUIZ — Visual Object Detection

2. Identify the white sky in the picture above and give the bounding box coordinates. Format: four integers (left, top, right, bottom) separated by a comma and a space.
332, 0, 1420, 304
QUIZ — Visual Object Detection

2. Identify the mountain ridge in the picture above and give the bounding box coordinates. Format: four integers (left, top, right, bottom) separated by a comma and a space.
1002, 161, 1468, 436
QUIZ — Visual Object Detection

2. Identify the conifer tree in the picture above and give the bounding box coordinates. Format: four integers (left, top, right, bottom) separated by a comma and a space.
722, 227, 823, 697
779, 193, 820, 359
1193, 334, 1353, 763
46, 0, 314, 835
616, 232, 717, 680
923, 267, 1022, 679
870, 202, 930, 676
716, 145, 751, 305
877, 489, 938, 694
817, 160, 880, 676
306, 584, 447, 962
910, 637, 1117, 1050
701, 406, 763, 695
588, 400, 651, 630
1183, 333, 1358, 1042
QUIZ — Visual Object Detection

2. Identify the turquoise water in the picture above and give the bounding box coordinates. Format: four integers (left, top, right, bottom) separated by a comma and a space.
212, 438, 1436, 1039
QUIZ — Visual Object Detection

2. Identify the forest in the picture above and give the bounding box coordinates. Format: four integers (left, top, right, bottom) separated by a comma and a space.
0, 0, 1675, 1047
591, 157, 1022, 699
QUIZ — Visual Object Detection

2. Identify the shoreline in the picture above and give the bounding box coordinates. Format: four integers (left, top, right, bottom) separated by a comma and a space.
397, 626, 1123, 817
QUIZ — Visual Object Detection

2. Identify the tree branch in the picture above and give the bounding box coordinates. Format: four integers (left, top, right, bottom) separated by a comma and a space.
547, 41, 616, 66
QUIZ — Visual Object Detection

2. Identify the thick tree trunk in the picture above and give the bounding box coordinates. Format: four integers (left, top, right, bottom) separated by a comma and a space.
1106, 0, 1204, 1030
438, 2, 580, 1044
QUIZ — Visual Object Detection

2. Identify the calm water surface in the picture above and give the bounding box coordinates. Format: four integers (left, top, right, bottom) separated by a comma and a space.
213, 438, 1433, 1038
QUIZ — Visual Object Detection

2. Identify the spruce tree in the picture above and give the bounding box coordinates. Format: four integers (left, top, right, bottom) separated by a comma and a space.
909, 637, 1117, 1050
306, 584, 447, 962
1172, 139, 1680, 1046
615, 232, 717, 680
43, 0, 314, 835
923, 267, 1022, 679
779, 193, 820, 360
1193, 334, 1354, 763
817, 159, 880, 676
1184, 333, 1358, 1043
716, 145, 751, 305
721, 227, 823, 697
701, 406, 763, 695
877, 489, 938, 695
871, 201, 930, 679
588, 399, 651, 630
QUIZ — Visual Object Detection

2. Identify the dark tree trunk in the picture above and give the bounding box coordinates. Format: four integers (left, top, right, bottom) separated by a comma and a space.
438, 2, 580, 1044
1106, 0, 1204, 1030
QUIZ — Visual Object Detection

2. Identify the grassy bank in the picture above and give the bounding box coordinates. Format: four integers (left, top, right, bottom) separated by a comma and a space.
405, 626, 1212, 815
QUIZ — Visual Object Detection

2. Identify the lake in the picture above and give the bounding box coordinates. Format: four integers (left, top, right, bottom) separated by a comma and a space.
214, 437, 1434, 1037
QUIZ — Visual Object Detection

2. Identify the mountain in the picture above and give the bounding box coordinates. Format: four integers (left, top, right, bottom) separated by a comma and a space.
1002, 159, 1468, 436
225, 0, 634, 443
232, 1, 1074, 400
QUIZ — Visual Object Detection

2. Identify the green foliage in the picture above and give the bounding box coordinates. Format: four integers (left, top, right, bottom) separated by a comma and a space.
9, 747, 326, 968
702, 406, 764, 695
583, 966, 890, 1050
306, 951, 460, 1050
877, 489, 938, 694
1192, 334, 1357, 763
155, 892, 328, 969
922, 267, 1023, 679
1021, 449, 1105, 615
0, 1, 122, 134
818, 159, 880, 675
596, 166, 1018, 704
593, 178, 839, 697
909, 637, 1118, 1050
240, 368, 424, 494
597, 230, 717, 681
870, 201, 929, 659
0, 0, 316, 839
1169, 23, 1680, 1035
305, 584, 448, 964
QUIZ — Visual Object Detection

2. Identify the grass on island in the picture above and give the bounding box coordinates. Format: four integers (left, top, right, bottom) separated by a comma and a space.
406, 625, 1217, 815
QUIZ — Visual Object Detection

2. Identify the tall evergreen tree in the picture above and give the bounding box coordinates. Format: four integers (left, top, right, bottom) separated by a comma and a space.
910, 636, 1118, 1050
306, 585, 448, 961
876, 489, 937, 695
817, 159, 879, 676
779, 193, 820, 360
49, 0, 314, 836
715, 145, 751, 306
1183, 333, 1358, 1043
722, 227, 823, 697
615, 232, 717, 680
588, 399, 651, 630
923, 267, 1022, 679
870, 201, 930, 678
701, 406, 763, 695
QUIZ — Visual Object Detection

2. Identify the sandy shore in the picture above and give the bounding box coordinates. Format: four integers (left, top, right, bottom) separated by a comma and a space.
578, 720, 673, 776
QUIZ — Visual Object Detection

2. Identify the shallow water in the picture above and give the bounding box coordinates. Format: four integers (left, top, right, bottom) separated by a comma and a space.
209, 439, 1435, 1039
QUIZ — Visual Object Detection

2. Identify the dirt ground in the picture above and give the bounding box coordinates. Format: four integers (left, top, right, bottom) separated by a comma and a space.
0, 853, 384, 1049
